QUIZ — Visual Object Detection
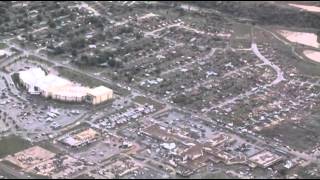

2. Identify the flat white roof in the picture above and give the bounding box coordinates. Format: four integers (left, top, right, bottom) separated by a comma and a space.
62, 136, 81, 146
19, 67, 46, 87
88, 86, 113, 97
249, 151, 282, 167
0, 50, 6, 56
19, 68, 74, 92
47, 85, 90, 98
38, 74, 72, 91
19, 67, 113, 100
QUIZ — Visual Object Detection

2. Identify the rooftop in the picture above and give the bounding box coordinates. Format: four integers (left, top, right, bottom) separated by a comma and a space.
249, 150, 282, 168
19, 67, 112, 99
88, 85, 113, 97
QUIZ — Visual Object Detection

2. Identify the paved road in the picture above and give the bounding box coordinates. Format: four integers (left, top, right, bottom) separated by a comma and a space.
144, 22, 183, 37
251, 43, 285, 85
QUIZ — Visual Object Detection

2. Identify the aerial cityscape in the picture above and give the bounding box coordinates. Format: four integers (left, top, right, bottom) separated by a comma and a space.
0, 1, 320, 179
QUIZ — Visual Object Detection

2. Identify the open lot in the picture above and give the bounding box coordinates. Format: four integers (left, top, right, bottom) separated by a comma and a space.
0, 43, 7, 50
0, 136, 31, 158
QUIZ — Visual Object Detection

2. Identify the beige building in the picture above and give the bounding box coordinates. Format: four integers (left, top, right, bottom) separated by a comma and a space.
249, 150, 282, 168
5, 146, 56, 169
19, 67, 113, 105
86, 86, 113, 105
60, 128, 100, 147
181, 143, 204, 161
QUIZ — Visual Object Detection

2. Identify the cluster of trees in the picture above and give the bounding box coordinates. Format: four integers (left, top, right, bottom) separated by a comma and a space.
76, 50, 122, 68
70, 37, 86, 49
186, 1, 320, 29
0, 3, 11, 25
117, 37, 158, 55
84, 16, 104, 29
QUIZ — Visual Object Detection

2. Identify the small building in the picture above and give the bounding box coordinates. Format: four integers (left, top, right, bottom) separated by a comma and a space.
204, 133, 231, 148
142, 124, 171, 141
0, 50, 7, 59
180, 143, 204, 161
59, 128, 99, 148
249, 150, 282, 168
86, 86, 113, 105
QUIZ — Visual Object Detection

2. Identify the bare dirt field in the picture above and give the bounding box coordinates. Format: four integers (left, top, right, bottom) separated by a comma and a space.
304, 50, 320, 63
278, 30, 320, 48
289, 3, 320, 13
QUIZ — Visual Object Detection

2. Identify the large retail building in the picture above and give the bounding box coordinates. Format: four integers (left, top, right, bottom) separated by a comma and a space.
18, 67, 113, 105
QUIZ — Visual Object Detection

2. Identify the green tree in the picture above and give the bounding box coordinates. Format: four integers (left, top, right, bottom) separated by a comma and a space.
71, 49, 77, 57
172, 94, 187, 104
48, 18, 56, 28
70, 37, 86, 49
108, 59, 116, 67
53, 46, 65, 55
79, 55, 90, 65
36, 14, 43, 22
155, 67, 161, 75
28, 34, 34, 41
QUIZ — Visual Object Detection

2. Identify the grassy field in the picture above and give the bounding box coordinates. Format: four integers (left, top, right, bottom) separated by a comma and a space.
0, 164, 18, 179
0, 43, 7, 49
296, 163, 320, 179
74, 174, 95, 179
292, 47, 320, 75
0, 135, 32, 158
232, 23, 252, 40
28, 55, 55, 67
230, 22, 252, 49
0, 161, 50, 179
294, 59, 320, 76
259, 121, 320, 152
35, 141, 63, 154
257, 27, 320, 77
55, 66, 130, 96
187, 171, 239, 179
201, 172, 239, 179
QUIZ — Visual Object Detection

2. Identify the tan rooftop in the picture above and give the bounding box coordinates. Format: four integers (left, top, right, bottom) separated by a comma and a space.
88, 86, 113, 97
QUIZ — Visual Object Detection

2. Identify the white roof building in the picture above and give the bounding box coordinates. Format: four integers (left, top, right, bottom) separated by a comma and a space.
88, 86, 113, 97
19, 67, 46, 94
0, 50, 8, 57
19, 67, 113, 104
87, 86, 113, 105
